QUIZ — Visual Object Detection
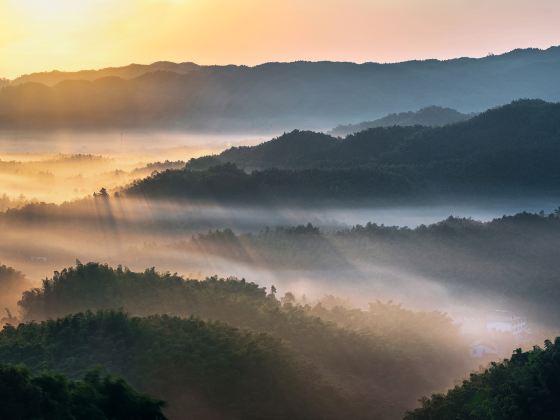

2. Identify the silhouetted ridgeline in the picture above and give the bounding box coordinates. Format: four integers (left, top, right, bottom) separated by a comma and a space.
10, 62, 200, 86
0, 365, 166, 420
15, 262, 471, 419
128, 100, 560, 201
126, 163, 416, 204
406, 339, 560, 420
1, 47, 559, 131
330, 106, 473, 137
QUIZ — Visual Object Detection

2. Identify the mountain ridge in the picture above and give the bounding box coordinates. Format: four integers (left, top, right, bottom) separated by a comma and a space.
125, 100, 560, 202
1, 46, 559, 132
6, 45, 560, 84
330, 106, 474, 137
192, 100, 560, 170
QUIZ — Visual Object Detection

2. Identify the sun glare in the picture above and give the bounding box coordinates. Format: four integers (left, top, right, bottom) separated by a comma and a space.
9, 0, 92, 21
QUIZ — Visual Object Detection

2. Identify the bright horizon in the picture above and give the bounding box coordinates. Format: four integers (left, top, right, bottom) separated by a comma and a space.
1, 0, 560, 79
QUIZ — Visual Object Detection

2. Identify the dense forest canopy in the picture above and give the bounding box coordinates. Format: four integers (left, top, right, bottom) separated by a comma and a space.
205, 100, 560, 170
0, 47, 559, 131
0, 310, 353, 420
0, 364, 166, 420
15, 262, 472, 419
406, 338, 560, 420
126, 162, 416, 204
127, 100, 560, 203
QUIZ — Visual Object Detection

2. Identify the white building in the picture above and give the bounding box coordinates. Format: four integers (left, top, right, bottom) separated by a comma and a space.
471, 341, 499, 358
486, 310, 528, 336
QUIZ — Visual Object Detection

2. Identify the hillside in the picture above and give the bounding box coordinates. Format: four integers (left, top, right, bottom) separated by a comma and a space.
0, 365, 166, 420
406, 338, 560, 420
184, 211, 560, 325
204, 100, 560, 169
15, 262, 471, 420
330, 106, 473, 137
0, 47, 559, 131
131, 100, 560, 200
212, 125, 422, 170
125, 163, 416, 204
0, 310, 349, 420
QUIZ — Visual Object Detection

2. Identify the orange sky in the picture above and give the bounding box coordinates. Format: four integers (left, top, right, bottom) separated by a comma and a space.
1, 0, 559, 79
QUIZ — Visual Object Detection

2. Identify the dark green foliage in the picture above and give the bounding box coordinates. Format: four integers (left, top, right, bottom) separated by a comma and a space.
405, 338, 560, 420
0, 364, 166, 420
202, 100, 560, 173
17, 262, 470, 419
147, 100, 560, 203
185, 156, 221, 171
217, 130, 339, 170
0, 311, 347, 420
126, 162, 415, 204
19, 262, 268, 322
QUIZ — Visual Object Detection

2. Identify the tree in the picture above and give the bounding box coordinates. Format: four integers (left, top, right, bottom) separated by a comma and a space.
269, 285, 277, 297
0, 364, 166, 420
406, 338, 560, 420
281, 292, 296, 306
94, 187, 109, 198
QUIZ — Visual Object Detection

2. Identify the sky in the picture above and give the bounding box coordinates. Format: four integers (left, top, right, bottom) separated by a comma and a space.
1, 0, 559, 79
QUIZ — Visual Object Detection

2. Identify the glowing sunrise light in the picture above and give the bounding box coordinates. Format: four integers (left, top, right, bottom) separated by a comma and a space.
0, 0, 558, 78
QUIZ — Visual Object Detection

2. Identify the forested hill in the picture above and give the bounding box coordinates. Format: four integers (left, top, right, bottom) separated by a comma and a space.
0, 365, 166, 420
330, 106, 473, 137
406, 339, 560, 420
184, 212, 560, 325
198, 100, 560, 171
0, 310, 349, 420
127, 100, 560, 201
1, 47, 559, 131
13, 262, 471, 420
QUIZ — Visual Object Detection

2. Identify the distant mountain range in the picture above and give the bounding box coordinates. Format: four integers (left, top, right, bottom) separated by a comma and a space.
9, 62, 201, 86
1, 47, 559, 132
127, 100, 560, 203
330, 106, 474, 137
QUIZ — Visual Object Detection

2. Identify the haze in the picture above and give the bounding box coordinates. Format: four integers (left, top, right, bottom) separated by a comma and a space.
2, 1, 560, 418
1, 0, 559, 78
